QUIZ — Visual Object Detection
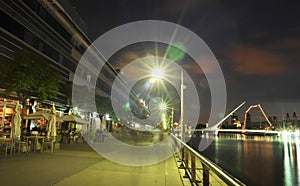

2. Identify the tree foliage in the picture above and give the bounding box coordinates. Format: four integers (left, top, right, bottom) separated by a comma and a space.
0, 50, 59, 106
95, 95, 113, 115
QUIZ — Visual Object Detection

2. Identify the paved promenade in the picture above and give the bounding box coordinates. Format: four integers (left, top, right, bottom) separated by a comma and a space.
0, 143, 184, 186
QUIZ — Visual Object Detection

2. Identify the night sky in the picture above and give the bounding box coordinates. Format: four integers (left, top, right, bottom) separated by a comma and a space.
70, 0, 300, 122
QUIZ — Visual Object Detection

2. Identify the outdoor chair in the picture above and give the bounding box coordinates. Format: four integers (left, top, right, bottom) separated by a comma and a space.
0, 141, 6, 156
41, 137, 56, 153
15, 136, 29, 154
5, 138, 15, 157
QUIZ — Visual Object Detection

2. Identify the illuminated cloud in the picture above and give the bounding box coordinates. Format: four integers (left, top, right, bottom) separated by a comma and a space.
228, 43, 293, 75
269, 36, 300, 50
183, 63, 203, 74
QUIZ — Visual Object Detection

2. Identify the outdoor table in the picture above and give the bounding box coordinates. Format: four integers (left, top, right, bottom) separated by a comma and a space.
0, 138, 13, 155
26, 136, 45, 152
0, 137, 13, 142
0, 138, 13, 146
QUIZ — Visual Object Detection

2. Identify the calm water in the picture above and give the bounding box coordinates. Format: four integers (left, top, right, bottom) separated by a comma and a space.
197, 133, 300, 186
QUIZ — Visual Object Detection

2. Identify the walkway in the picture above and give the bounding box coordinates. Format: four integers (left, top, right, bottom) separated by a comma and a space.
0, 143, 184, 186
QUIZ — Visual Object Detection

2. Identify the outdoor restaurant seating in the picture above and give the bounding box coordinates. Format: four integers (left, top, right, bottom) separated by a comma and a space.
0, 101, 90, 156
41, 137, 56, 153
26, 135, 45, 152
0, 138, 11, 156
4, 137, 15, 157
15, 136, 29, 154
1, 135, 53, 156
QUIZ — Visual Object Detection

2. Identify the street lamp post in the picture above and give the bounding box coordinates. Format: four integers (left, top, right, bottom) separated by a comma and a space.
151, 66, 185, 139
180, 69, 185, 141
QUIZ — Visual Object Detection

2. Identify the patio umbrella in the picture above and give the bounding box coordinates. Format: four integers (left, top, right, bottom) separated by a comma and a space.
61, 115, 89, 125
47, 104, 56, 138
23, 111, 50, 120
13, 102, 22, 138
23, 110, 62, 121
93, 117, 101, 131
56, 116, 63, 123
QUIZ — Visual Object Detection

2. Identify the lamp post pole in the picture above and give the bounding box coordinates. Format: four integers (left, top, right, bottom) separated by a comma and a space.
180, 69, 185, 141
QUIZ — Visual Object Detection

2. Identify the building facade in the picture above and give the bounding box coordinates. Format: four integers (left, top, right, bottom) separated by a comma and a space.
0, 0, 117, 110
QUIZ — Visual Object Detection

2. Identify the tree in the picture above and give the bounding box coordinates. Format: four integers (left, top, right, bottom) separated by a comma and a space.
95, 95, 113, 115
0, 50, 60, 116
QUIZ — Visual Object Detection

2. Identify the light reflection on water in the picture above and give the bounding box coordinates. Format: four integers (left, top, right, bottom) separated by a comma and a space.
283, 135, 299, 186
197, 134, 300, 186
296, 138, 300, 186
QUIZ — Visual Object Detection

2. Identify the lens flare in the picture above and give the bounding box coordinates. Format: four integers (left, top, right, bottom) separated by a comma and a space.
166, 43, 186, 62
122, 101, 131, 111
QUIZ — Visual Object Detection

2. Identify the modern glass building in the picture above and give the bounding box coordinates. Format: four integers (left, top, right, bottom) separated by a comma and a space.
0, 0, 150, 134
0, 0, 117, 109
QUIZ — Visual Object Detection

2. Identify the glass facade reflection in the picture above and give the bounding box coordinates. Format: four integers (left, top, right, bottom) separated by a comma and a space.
0, 0, 116, 108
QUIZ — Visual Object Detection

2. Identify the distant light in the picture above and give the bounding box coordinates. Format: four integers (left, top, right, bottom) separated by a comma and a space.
149, 78, 156, 83
144, 82, 151, 89
122, 102, 131, 111
159, 102, 167, 111
151, 68, 164, 79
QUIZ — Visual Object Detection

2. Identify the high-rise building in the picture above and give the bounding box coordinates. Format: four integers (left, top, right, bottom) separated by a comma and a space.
0, 0, 116, 109
0, 0, 151, 128
293, 112, 297, 129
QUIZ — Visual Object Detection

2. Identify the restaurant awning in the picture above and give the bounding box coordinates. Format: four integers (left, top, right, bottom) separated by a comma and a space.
23, 111, 50, 120
23, 111, 63, 122
60, 115, 89, 125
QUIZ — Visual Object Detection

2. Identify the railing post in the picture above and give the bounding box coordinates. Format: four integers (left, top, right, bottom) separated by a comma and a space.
171, 133, 245, 186
179, 148, 185, 168
202, 163, 209, 186
183, 148, 189, 178
191, 152, 196, 182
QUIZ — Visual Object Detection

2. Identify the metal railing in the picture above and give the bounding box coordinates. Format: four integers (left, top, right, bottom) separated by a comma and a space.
170, 133, 245, 186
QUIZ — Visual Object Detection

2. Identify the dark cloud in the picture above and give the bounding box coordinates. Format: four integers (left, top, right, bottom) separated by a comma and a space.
71, 0, 300, 121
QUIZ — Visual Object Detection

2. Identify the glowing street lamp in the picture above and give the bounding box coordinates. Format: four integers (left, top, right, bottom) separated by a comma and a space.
180, 69, 184, 141
150, 66, 184, 136
151, 68, 164, 79
159, 102, 167, 111
166, 43, 186, 140
158, 102, 168, 130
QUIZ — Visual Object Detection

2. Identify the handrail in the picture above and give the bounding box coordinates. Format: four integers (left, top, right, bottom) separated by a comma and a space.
170, 133, 245, 186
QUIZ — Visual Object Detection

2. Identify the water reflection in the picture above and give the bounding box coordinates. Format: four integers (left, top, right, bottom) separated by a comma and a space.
196, 133, 300, 185
296, 138, 300, 186
283, 135, 300, 186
